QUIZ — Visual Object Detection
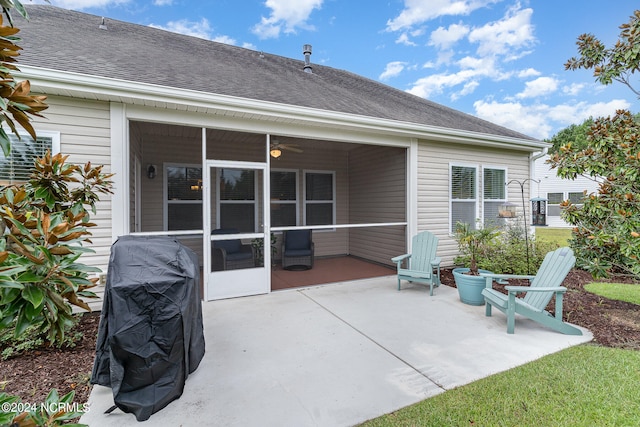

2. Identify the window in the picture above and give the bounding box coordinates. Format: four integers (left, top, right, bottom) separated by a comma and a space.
218, 168, 256, 232
0, 132, 59, 185
483, 168, 506, 226
547, 192, 563, 217
271, 170, 297, 227
568, 191, 585, 205
304, 171, 335, 225
165, 164, 202, 230
450, 165, 478, 232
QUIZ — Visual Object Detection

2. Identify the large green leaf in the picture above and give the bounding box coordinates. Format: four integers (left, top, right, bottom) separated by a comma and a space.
16, 270, 46, 283
22, 284, 44, 308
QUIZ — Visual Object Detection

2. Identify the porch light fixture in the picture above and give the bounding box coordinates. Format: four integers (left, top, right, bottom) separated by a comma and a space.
270, 148, 282, 159
147, 164, 156, 179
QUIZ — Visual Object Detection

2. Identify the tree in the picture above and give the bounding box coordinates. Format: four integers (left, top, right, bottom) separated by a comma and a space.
0, 1, 48, 155
548, 111, 640, 278
547, 10, 640, 278
546, 117, 594, 155
565, 10, 640, 97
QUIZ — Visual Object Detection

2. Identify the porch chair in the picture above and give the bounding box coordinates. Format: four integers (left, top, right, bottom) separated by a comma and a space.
282, 229, 314, 270
481, 246, 582, 335
391, 231, 441, 296
211, 228, 255, 271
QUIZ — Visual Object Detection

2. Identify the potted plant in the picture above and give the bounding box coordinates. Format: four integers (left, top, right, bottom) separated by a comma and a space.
251, 232, 278, 267
452, 221, 500, 305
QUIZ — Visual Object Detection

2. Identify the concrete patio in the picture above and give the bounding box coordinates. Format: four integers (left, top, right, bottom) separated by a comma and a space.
81, 275, 592, 427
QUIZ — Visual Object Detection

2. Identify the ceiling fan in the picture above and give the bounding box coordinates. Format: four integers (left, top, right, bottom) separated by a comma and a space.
270, 140, 303, 158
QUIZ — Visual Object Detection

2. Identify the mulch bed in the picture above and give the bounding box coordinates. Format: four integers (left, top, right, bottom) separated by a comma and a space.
1, 268, 639, 408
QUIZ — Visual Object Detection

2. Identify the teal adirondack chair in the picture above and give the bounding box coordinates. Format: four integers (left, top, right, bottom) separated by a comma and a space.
391, 231, 441, 296
481, 247, 582, 335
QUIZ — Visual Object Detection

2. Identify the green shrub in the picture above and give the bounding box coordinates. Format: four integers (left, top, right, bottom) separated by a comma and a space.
0, 315, 82, 360
456, 224, 560, 275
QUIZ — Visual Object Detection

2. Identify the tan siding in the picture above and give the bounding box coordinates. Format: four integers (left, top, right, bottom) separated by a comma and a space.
348, 145, 406, 266
418, 140, 530, 266
29, 95, 112, 271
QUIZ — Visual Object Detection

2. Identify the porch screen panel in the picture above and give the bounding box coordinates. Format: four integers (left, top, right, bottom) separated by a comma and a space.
305, 171, 334, 225
483, 168, 506, 226
451, 165, 477, 231
219, 168, 257, 232
166, 165, 203, 230
271, 170, 297, 227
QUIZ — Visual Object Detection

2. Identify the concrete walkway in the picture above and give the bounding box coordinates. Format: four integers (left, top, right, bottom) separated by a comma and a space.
81, 276, 591, 427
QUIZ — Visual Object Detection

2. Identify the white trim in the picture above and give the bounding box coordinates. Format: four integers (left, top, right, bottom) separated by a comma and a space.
408, 139, 418, 250
110, 103, 128, 242
18, 65, 547, 151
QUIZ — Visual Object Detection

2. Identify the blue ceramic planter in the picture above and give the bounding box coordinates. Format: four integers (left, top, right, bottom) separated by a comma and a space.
452, 267, 492, 306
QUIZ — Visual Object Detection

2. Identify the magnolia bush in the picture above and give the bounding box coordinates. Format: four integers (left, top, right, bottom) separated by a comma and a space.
0, 152, 113, 344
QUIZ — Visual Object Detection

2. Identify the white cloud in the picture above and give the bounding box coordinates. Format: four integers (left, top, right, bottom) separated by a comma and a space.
468, 5, 535, 58
252, 0, 323, 39
562, 83, 586, 96
517, 68, 541, 78
386, 0, 501, 32
48, 0, 129, 8
150, 18, 214, 40
213, 35, 237, 45
407, 69, 481, 98
396, 33, 418, 46
380, 62, 408, 80
473, 99, 632, 139
428, 22, 470, 49
516, 76, 559, 99
153, 0, 173, 5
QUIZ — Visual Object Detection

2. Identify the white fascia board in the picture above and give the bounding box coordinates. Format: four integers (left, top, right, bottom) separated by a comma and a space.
17, 65, 547, 152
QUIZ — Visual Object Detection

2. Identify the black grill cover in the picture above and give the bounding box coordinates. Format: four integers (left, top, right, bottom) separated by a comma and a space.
91, 236, 205, 421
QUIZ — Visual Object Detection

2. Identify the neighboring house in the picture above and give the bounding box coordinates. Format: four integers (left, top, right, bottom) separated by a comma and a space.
9, 5, 548, 300
532, 155, 600, 228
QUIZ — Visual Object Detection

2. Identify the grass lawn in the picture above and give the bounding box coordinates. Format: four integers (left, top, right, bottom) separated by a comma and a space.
535, 227, 572, 246
360, 345, 640, 427
585, 282, 640, 305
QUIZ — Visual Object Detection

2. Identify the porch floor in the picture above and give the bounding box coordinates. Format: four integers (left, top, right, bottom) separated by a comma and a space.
81, 276, 591, 427
271, 256, 395, 290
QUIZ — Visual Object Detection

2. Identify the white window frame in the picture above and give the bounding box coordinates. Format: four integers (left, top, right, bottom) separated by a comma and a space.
303, 169, 336, 228
0, 130, 60, 185
270, 168, 299, 227
450, 163, 479, 233
547, 192, 563, 217
482, 166, 508, 226
163, 162, 203, 231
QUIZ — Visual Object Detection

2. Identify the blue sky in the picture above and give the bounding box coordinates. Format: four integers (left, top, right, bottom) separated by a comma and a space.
31, 0, 640, 140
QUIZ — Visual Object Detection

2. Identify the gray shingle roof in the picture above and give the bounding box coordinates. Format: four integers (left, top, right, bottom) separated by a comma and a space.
18, 5, 536, 141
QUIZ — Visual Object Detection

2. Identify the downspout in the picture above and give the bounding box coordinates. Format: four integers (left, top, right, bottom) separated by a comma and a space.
529, 146, 548, 195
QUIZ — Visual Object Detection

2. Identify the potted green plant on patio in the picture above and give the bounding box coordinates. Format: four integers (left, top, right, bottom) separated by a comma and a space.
452, 221, 500, 305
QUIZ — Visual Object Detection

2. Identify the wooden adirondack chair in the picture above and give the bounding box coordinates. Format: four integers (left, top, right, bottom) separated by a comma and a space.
481, 246, 582, 335
391, 231, 441, 296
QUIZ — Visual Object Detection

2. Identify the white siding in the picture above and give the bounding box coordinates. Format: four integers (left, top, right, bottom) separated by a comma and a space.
29, 95, 112, 271
533, 154, 600, 228
418, 140, 530, 266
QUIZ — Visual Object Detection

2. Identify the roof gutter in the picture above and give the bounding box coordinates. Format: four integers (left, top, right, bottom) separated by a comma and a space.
17, 65, 546, 152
